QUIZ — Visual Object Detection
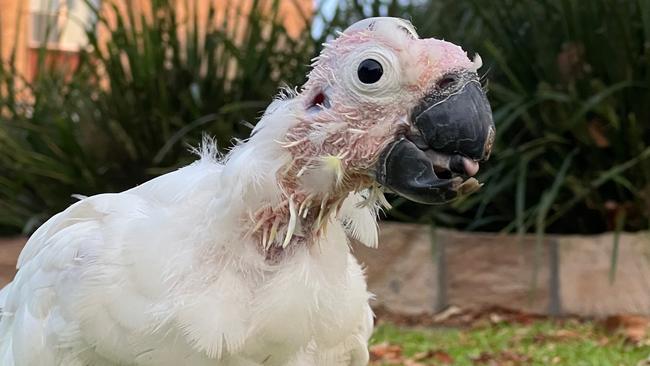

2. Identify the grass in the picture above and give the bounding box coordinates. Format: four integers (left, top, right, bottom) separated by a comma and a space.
371, 321, 650, 366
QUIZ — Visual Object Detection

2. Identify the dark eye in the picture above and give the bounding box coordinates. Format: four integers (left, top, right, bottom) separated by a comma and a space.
357, 59, 383, 84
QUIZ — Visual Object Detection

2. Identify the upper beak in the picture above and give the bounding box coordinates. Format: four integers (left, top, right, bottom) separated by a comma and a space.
413, 80, 494, 161
375, 78, 495, 204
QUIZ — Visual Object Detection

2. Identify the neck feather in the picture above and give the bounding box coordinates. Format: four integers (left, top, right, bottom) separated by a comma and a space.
218, 97, 384, 258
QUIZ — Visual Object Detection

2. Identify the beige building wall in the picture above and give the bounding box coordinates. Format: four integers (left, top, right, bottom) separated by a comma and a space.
0, 0, 29, 77
0, 0, 312, 80
177, 0, 311, 38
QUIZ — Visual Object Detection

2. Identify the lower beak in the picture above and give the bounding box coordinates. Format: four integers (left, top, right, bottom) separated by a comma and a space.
375, 80, 495, 204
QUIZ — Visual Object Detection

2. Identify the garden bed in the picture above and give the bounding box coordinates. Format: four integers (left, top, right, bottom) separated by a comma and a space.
370, 304, 650, 365
369, 319, 650, 366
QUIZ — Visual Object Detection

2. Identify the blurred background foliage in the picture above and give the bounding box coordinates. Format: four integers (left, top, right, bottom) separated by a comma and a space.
1, 0, 649, 236
0, 0, 314, 233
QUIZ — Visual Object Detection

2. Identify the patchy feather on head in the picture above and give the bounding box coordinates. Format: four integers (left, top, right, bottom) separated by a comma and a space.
244, 17, 491, 253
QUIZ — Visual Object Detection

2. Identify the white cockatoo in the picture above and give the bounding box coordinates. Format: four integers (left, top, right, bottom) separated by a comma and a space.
0, 17, 494, 366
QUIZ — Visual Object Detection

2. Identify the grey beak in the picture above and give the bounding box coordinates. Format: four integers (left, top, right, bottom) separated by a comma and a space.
375, 138, 459, 204
413, 81, 495, 161
375, 79, 495, 204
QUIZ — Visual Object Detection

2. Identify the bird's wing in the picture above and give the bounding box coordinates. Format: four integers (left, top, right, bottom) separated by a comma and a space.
17, 159, 221, 269
0, 159, 225, 365
0, 191, 146, 365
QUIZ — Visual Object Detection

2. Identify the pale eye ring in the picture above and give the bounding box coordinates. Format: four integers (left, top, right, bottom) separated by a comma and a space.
357, 59, 383, 84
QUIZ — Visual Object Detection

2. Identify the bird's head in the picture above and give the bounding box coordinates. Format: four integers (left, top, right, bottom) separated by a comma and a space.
276, 17, 494, 206
237, 17, 496, 249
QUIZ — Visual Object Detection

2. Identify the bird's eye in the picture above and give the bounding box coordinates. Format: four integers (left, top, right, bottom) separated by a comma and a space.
357, 59, 383, 84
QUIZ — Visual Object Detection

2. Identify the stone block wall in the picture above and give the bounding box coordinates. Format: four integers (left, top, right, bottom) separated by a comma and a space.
354, 222, 650, 316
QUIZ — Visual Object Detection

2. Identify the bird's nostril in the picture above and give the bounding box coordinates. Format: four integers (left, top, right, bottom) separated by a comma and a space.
436, 75, 458, 90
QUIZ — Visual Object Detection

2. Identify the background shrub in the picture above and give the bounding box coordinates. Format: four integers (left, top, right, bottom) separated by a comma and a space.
324, 0, 650, 235
1, 0, 649, 236
0, 0, 314, 233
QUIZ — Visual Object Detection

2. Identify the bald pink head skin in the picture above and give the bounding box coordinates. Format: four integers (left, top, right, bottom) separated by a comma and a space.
281, 18, 482, 200
242, 18, 494, 251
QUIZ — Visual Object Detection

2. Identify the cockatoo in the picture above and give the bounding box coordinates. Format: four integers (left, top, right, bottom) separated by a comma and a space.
0, 17, 494, 366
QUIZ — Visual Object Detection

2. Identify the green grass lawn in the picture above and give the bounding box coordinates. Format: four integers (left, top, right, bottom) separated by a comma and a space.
370, 321, 650, 366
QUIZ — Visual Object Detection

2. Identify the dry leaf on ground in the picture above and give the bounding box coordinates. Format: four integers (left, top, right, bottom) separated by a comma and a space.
472, 350, 532, 366
602, 315, 650, 344
369, 344, 455, 365
412, 349, 454, 364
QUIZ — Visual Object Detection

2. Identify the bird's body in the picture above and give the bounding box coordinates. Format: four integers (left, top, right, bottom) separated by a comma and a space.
0, 17, 494, 365
0, 98, 374, 366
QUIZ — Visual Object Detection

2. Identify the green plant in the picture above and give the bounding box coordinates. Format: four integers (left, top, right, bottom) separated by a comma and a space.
0, 0, 314, 233
371, 321, 650, 366
3, 0, 650, 236
328, 0, 650, 235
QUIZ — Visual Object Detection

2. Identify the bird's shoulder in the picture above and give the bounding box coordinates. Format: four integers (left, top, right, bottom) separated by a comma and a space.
17, 159, 223, 269
0, 159, 230, 364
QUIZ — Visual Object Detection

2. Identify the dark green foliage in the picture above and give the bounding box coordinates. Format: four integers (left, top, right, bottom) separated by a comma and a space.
327, 0, 650, 234
0, 0, 313, 233
2, 0, 649, 235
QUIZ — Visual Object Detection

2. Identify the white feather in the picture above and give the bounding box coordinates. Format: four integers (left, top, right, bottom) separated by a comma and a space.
339, 193, 379, 248
0, 17, 440, 366
0, 97, 374, 366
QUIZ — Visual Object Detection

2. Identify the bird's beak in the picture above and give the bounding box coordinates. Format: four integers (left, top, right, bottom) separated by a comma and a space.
375, 78, 495, 204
